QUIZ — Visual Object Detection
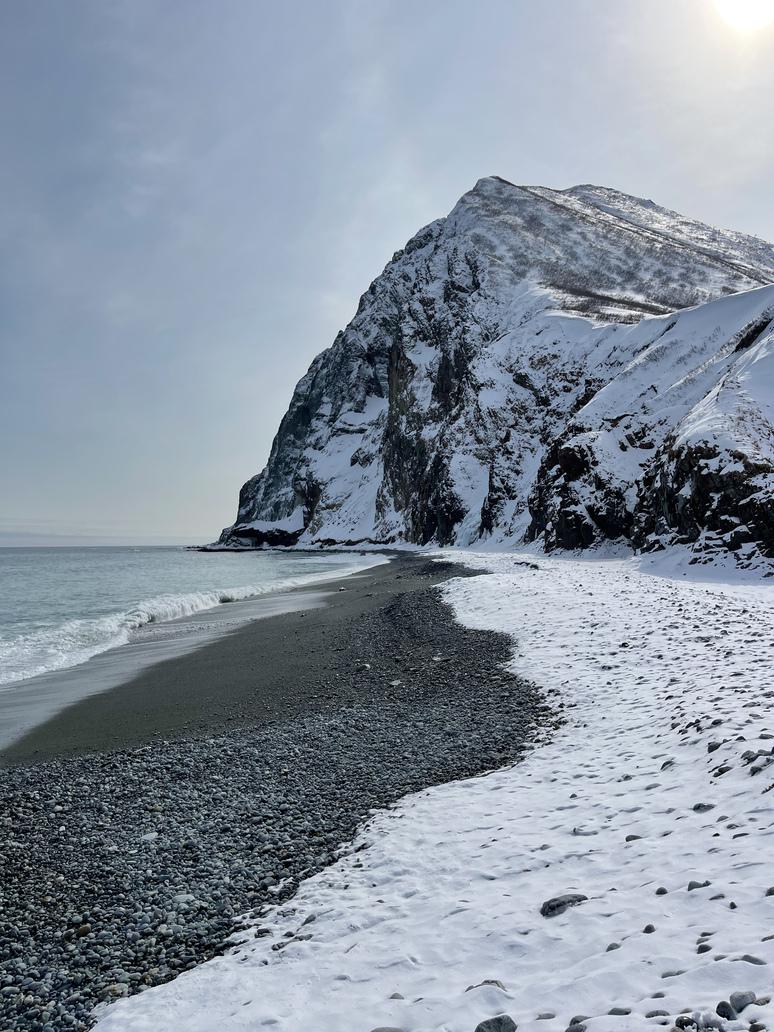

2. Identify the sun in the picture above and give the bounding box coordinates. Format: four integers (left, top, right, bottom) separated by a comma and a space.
715, 0, 774, 31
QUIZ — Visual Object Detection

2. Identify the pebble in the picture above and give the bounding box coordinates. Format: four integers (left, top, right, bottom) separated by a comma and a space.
539, 894, 588, 918
474, 1019, 517, 1032
729, 990, 756, 1012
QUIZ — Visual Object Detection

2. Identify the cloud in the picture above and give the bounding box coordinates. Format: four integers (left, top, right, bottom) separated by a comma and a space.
1, 0, 773, 538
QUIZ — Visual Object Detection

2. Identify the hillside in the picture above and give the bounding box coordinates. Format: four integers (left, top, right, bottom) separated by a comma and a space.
214, 178, 774, 565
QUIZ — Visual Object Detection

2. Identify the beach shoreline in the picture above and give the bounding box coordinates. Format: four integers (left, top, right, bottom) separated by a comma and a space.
0, 555, 553, 1032
0, 551, 392, 757
0, 553, 425, 765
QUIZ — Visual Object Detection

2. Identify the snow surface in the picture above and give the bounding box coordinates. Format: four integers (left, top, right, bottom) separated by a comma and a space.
94, 551, 774, 1032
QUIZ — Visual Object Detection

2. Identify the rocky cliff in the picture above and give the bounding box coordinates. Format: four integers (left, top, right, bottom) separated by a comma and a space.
215, 177, 774, 565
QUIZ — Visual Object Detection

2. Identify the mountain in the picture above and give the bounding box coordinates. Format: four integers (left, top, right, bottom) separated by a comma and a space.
214, 177, 774, 565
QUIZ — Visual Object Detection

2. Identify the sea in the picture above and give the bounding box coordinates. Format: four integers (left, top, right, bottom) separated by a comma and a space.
0, 546, 386, 690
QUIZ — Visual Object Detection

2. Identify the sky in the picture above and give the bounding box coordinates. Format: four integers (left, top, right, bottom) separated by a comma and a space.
2, 0, 774, 544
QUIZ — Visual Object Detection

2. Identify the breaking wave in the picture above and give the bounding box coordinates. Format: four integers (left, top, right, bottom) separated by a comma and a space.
0, 563, 381, 688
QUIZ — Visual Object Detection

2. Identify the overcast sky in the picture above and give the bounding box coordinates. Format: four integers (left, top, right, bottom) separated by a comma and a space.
2, 0, 774, 543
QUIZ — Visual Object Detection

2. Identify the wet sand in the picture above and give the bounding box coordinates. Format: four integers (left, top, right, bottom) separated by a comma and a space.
2, 556, 458, 764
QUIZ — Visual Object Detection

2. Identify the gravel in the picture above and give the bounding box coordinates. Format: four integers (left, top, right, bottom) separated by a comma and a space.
0, 567, 552, 1031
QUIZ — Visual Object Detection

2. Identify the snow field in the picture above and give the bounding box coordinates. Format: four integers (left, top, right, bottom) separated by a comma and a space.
94, 552, 774, 1032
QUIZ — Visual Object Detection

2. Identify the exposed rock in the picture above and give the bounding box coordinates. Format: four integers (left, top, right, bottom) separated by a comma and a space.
474, 1018, 517, 1032
539, 893, 588, 918
729, 991, 756, 1013
211, 177, 774, 564
715, 1000, 735, 1020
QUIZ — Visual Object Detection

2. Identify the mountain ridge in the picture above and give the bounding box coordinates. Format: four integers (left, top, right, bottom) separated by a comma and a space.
213, 178, 774, 566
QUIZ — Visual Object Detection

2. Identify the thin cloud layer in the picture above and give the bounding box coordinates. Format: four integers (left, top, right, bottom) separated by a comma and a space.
1, 0, 773, 540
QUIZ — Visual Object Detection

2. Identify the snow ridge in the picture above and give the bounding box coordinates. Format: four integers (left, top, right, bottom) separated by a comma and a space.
215, 178, 774, 566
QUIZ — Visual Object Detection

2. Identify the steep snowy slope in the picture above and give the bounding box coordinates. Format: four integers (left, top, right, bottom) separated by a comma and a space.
528, 286, 774, 555
215, 177, 774, 563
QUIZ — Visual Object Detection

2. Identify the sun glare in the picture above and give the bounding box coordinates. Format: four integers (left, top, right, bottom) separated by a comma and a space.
715, 0, 774, 31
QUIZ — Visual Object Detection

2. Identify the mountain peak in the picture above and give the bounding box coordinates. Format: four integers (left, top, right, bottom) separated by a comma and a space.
212, 182, 774, 569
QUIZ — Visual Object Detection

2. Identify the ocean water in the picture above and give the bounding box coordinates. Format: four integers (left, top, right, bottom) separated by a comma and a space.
0, 546, 385, 689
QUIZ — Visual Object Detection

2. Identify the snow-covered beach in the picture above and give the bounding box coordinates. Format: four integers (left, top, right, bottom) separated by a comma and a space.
0, 557, 549, 1031
92, 550, 774, 1032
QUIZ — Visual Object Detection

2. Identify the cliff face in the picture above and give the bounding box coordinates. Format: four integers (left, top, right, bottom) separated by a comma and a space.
216, 177, 774, 565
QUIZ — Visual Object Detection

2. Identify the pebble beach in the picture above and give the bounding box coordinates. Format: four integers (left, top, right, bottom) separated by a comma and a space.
0, 558, 552, 1031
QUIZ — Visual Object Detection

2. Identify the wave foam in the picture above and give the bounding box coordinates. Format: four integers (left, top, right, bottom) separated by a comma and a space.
0, 560, 386, 688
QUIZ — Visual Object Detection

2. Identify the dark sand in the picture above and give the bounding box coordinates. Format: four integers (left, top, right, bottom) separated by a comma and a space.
2, 555, 462, 764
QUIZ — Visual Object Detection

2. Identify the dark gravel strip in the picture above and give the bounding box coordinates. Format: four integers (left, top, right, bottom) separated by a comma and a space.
0, 562, 556, 1031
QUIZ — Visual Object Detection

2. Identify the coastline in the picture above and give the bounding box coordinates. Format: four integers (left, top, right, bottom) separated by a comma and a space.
0, 555, 553, 1032
0, 554, 406, 764
0, 551, 391, 755
93, 551, 774, 1032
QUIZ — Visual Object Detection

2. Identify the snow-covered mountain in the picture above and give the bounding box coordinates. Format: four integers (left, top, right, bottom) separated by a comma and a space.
215, 177, 774, 564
